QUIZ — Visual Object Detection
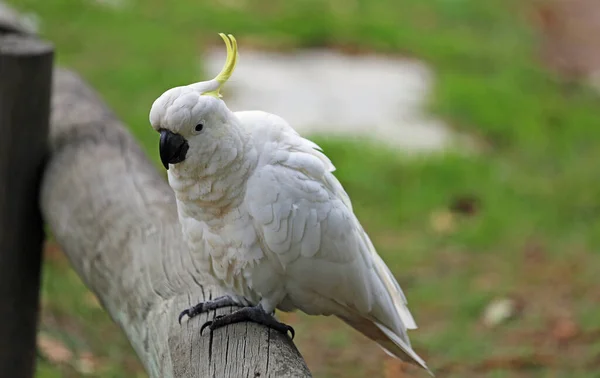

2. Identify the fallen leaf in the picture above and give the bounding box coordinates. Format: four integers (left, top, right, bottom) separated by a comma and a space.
43, 241, 68, 266
551, 317, 580, 345
450, 195, 480, 216
37, 333, 73, 364
383, 356, 411, 378
482, 298, 519, 328
430, 210, 455, 234
75, 352, 101, 375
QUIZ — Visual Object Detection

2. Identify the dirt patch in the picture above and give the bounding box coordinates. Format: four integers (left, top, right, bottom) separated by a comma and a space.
534, 0, 600, 79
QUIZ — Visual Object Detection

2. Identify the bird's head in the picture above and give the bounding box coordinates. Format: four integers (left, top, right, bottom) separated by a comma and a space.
149, 33, 239, 170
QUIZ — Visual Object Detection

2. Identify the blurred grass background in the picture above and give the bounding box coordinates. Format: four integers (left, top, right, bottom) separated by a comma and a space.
6, 0, 600, 377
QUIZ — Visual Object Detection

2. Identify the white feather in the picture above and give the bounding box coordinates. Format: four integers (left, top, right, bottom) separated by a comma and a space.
375, 322, 433, 375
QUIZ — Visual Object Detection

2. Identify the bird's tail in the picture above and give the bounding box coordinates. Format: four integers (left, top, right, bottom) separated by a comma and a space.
338, 314, 434, 376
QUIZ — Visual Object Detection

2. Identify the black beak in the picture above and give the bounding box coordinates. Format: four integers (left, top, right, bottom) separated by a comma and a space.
159, 130, 189, 170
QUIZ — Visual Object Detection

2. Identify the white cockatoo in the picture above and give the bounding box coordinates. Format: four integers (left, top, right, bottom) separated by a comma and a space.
150, 33, 431, 375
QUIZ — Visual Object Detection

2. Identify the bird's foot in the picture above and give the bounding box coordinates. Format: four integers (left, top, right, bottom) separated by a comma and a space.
178, 295, 248, 324
201, 305, 295, 339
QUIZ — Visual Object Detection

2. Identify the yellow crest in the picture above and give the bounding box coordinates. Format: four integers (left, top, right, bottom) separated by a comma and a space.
202, 33, 238, 99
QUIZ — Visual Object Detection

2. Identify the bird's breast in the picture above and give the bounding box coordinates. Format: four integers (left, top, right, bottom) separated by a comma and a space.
179, 210, 263, 300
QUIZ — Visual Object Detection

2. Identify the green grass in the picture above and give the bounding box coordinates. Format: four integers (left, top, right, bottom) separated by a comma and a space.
6, 0, 600, 376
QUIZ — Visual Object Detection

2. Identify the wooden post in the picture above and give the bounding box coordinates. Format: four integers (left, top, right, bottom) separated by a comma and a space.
0, 34, 53, 377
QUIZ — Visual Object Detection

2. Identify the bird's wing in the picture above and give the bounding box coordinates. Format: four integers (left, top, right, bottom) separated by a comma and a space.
240, 111, 417, 333
240, 112, 430, 372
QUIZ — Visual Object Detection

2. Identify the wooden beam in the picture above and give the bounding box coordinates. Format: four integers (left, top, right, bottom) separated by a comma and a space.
41, 68, 311, 378
0, 34, 53, 378
0, 2, 36, 35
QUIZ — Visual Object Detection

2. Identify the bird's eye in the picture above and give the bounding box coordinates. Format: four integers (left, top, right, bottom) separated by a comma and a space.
195, 124, 204, 132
